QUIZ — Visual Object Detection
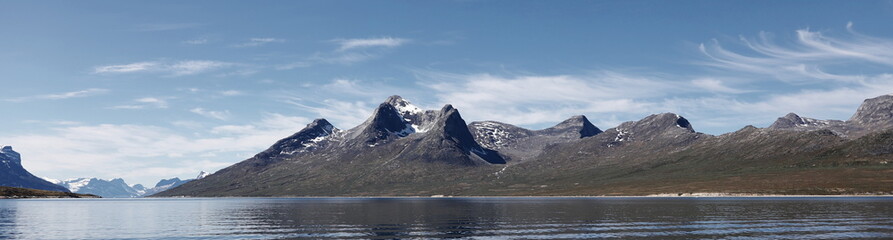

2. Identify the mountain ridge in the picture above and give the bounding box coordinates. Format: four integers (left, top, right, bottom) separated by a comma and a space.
156, 94, 893, 197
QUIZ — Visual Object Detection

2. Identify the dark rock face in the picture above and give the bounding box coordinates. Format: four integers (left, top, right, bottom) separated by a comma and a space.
403, 105, 506, 165
349, 103, 415, 146
0, 146, 70, 192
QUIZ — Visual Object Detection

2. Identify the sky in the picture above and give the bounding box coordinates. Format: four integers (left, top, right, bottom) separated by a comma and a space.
2, 1, 893, 186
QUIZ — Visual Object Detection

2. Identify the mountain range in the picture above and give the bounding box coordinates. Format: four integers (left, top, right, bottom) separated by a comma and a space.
145, 94, 892, 196
46, 171, 210, 198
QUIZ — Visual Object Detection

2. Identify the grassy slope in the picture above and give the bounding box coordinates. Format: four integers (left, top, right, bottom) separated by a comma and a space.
0, 186, 100, 198
157, 128, 893, 197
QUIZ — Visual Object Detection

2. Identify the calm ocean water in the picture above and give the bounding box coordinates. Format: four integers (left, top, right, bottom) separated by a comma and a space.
0, 197, 892, 239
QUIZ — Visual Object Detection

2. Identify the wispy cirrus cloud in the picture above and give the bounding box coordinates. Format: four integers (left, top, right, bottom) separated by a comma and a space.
110, 97, 170, 110
415, 70, 683, 127
406, 24, 893, 132
697, 22, 893, 83
277, 37, 411, 69
6, 88, 109, 102
132, 23, 203, 32
93, 62, 159, 73
220, 90, 243, 96
183, 39, 209, 45
690, 78, 752, 94
190, 108, 231, 120
332, 37, 410, 51
233, 38, 285, 47
93, 60, 234, 76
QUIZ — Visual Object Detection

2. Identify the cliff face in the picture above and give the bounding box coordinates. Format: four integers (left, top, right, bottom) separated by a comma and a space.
0, 146, 70, 192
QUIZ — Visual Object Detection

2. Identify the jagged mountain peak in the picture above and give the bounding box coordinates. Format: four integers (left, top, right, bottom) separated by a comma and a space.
307, 118, 334, 130
540, 115, 603, 138
255, 118, 339, 159
407, 104, 506, 165
622, 113, 694, 132
352, 103, 415, 144
849, 94, 893, 127
772, 112, 807, 127
1, 146, 21, 165
196, 171, 210, 179
385, 95, 424, 115
769, 112, 838, 129
608, 113, 696, 144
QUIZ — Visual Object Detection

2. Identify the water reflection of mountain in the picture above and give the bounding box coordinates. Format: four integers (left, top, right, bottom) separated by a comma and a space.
217, 198, 719, 238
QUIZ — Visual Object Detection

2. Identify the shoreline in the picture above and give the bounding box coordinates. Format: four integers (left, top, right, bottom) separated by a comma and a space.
147, 192, 893, 199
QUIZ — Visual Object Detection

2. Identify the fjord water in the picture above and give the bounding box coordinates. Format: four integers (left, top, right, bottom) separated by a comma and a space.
1, 198, 892, 239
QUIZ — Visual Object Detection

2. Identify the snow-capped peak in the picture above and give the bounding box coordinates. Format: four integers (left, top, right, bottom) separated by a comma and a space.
41, 177, 62, 185
196, 171, 211, 179
63, 178, 93, 192
386, 95, 424, 115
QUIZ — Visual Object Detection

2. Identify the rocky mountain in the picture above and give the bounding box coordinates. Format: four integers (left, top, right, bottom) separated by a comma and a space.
141, 177, 191, 196
157, 94, 893, 197
50, 178, 143, 198
0, 146, 70, 192
769, 94, 893, 138
48, 171, 209, 198
468, 115, 601, 161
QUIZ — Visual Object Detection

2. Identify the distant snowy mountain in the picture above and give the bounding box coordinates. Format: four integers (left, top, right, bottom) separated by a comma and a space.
47, 171, 210, 198
53, 178, 142, 198
141, 177, 190, 196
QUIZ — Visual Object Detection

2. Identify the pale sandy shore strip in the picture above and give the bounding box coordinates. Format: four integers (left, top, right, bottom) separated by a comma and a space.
151, 193, 893, 198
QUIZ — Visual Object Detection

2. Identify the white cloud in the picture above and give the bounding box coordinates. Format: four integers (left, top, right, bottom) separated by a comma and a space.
132, 23, 202, 32
6, 88, 109, 102
190, 108, 231, 120
416, 71, 684, 127
275, 61, 313, 70
332, 37, 410, 51
183, 39, 208, 45
110, 97, 169, 110
690, 78, 750, 94
279, 96, 372, 129
313, 52, 377, 65
93, 62, 159, 73
0, 113, 311, 186
275, 36, 409, 69
93, 60, 233, 76
698, 23, 893, 83
220, 90, 243, 96
169, 60, 232, 75
233, 37, 285, 47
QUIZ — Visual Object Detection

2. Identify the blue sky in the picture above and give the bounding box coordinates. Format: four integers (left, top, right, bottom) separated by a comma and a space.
2, 1, 893, 186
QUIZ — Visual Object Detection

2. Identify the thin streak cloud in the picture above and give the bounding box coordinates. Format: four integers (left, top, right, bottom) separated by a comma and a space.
332, 37, 410, 51
6, 88, 109, 102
